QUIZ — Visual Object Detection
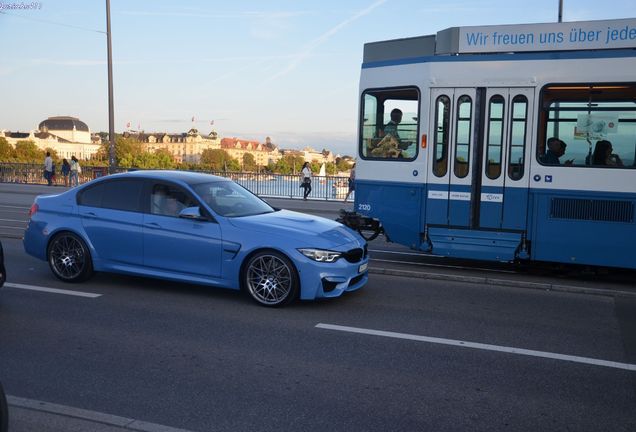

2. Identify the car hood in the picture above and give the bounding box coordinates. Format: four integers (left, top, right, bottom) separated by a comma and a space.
226, 209, 361, 249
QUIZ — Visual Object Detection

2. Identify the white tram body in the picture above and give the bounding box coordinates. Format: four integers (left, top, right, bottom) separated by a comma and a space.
354, 18, 636, 268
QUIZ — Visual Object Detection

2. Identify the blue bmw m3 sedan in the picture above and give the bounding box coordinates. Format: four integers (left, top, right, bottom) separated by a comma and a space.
23, 171, 368, 306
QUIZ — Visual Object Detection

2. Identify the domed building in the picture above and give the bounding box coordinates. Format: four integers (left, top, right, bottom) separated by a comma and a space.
0, 115, 102, 160
38, 116, 91, 144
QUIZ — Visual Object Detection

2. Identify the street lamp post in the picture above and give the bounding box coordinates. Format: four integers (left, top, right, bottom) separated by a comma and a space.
106, 0, 116, 173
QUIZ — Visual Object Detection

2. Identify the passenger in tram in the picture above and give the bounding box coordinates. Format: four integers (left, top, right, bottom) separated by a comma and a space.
541, 137, 573, 165
592, 140, 623, 166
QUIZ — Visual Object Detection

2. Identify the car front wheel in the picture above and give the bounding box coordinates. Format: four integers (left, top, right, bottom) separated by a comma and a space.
48, 232, 93, 283
243, 250, 299, 307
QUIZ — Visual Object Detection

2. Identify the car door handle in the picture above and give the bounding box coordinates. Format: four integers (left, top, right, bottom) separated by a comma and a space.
144, 222, 161, 229
81, 212, 97, 218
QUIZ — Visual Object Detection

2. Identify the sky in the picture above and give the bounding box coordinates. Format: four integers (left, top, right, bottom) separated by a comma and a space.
1, 0, 635, 155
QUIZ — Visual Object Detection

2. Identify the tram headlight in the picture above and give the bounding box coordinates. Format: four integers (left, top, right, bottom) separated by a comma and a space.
298, 248, 342, 263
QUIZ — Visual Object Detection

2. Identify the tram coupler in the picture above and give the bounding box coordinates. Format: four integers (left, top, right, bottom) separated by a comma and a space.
336, 209, 383, 241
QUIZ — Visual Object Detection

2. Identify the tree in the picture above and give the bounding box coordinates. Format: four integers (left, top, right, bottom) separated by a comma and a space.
242, 153, 256, 172
200, 149, 237, 171
154, 148, 176, 169
13, 140, 44, 163
0, 137, 13, 160
97, 134, 143, 167
335, 157, 351, 173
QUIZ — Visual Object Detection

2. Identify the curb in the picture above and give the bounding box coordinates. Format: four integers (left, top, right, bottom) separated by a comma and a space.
8, 396, 196, 432
368, 267, 636, 299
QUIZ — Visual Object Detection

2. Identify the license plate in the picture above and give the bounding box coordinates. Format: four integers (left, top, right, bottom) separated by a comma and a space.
358, 263, 368, 273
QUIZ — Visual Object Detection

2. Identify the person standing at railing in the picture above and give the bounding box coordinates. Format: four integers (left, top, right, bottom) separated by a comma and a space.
43, 152, 53, 186
69, 156, 81, 187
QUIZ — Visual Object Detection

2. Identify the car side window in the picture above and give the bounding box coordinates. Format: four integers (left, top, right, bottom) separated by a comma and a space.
78, 180, 143, 212
150, 183, 197, 218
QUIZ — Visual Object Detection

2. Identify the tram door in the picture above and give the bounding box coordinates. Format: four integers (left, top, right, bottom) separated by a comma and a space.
480, 88, 534, 230
426, 88, 478, 227
427, 87, 534, 230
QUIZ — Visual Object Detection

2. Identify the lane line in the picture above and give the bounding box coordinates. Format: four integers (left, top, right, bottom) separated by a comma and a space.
4, 282, 102, 298
8, 395, 196, 432
316, 323, 636, 372
0, 204, 29, 209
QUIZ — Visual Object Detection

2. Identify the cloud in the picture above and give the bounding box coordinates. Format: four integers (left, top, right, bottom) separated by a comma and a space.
268, 0, 389, 81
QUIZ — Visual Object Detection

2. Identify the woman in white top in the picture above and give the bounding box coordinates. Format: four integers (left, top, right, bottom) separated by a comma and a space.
300, 162, 312, 200
69, 155, 81, 187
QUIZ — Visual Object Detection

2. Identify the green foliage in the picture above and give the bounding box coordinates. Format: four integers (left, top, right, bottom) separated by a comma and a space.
200, 149, 238, 171
325, 162, 337, 175
0, 137, 13, 160
242, 153, 257, 171
335, 157, 351, 172
270, 154, 300, 175
14, 140, 44, 163
98, 134, 143, 167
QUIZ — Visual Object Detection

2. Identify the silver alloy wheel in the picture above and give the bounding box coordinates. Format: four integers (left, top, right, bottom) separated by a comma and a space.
49, 234, 89, 281
246, 253, 294, 306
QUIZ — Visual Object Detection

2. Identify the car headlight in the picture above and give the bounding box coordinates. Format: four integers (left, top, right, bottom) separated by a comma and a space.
298, 248, 342, 263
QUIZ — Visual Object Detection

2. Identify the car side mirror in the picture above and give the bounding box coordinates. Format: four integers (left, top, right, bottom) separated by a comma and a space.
178, 206, 207, 221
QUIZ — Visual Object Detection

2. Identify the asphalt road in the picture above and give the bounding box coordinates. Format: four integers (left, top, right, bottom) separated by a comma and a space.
1, 183, 636, 431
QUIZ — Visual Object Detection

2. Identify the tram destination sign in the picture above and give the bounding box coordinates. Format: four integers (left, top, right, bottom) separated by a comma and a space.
451, 18, 636, 54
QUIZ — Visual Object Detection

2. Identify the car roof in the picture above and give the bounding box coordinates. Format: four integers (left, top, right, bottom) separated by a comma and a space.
111, 170, 230, 185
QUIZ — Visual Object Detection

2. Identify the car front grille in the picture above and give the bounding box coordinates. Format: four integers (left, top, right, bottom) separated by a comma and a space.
342, 246, 367, 263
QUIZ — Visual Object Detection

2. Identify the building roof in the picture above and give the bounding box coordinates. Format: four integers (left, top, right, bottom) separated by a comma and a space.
39, 116, 89, 132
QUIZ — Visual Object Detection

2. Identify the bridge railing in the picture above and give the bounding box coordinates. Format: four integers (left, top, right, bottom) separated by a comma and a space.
0, 163, 353, 201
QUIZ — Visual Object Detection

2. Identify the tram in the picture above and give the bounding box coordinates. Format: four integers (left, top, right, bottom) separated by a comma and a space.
342, 18, 636, 269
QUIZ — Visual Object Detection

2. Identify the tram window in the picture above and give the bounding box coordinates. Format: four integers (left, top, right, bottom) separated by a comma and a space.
485, 95, 505, 179
508, 96, 528, 180
359, 87, 420, 161
539, 84, 636, 168
454, 95, 472, 178
433, 95, 450, 177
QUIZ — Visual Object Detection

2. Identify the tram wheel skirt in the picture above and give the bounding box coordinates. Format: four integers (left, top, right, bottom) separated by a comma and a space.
427, 228, 522, 262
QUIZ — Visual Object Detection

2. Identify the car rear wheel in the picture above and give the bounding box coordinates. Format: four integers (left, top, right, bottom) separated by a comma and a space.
48, 232, 93, 283
244, 251, 298, 307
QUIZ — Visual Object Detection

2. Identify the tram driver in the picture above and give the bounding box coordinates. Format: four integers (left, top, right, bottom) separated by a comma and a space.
380, 108, 415, 158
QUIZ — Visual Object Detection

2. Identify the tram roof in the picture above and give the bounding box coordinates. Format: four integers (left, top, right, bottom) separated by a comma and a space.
363, 17, 636, 63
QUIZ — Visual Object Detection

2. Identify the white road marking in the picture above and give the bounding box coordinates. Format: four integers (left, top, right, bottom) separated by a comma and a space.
0, 204, 29, 209
8, 395, 196, 432
316, 323, 636, 372
4, 282, 102, 298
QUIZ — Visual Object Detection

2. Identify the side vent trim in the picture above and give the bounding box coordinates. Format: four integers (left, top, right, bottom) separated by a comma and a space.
550, 198, 634, 223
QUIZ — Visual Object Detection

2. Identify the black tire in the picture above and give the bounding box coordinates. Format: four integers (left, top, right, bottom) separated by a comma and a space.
243, 250, 299, 307
0, 380, 8, 432
47, 232, 93, 283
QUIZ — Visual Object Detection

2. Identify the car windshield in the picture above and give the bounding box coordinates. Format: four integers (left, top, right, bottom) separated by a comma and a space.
192, 181, 275, 217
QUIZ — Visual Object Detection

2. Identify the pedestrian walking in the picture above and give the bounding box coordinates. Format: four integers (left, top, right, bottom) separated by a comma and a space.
43, 152, 53, 186
344, 163, 356, 202
300, 162, 312, 200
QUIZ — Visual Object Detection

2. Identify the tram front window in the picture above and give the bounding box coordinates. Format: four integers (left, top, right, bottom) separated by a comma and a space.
359, 87, 419, 160
539, 84, 636, 168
